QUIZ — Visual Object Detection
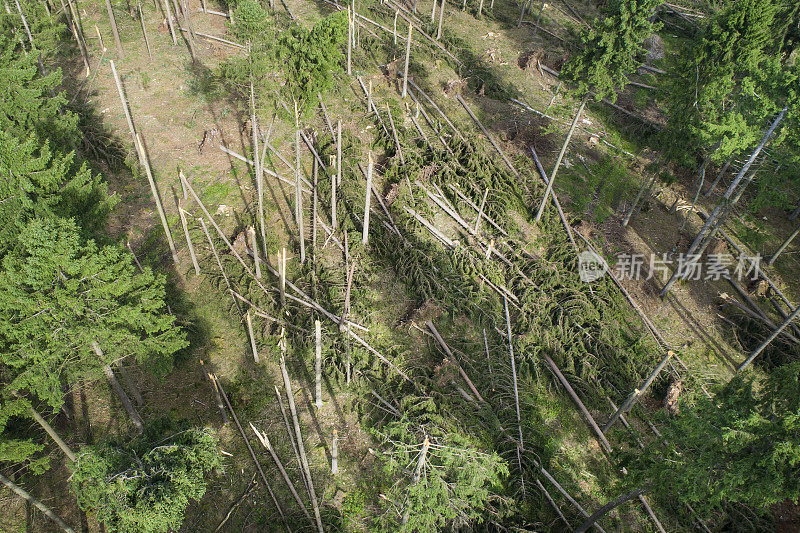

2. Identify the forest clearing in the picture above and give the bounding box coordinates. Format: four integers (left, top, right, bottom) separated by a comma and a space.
1, 0, 799, 530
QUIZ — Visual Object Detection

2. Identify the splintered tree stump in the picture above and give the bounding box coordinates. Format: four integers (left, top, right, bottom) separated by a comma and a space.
663, 380, 682, 416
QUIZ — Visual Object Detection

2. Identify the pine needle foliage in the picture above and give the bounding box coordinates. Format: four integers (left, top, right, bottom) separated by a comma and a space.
0, 218, 187, 410
560, 0, 663, 102
70, 424, 221, 533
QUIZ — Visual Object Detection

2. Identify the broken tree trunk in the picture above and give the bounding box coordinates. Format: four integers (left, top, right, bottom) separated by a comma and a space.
274, 385, 310, 496
543, 354, 612, 453
401, 435, 430, 524
535, 96, 588, 223
28, 406, 76, 462
135, 133, 180, 265
331, 429, 339, 474
661, 106, 788, 296
249, 423, 314, 523
0, 473, 76, 533
200, 360, 228, 424
177, 196, 200, 275
278, 331, 325, 533
737, 304, 800, 371
248, 226, 262, 278
213, 375, 287, 525
104, 0, 123, 57
246, 310, 259, 363
603, 351, 674, 432
362, 152, 373, 245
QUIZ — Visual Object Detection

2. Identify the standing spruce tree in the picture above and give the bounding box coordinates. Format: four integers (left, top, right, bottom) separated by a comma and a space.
536, 0, 662, 221
0, 217, 187, 413
0, 130, 113, 256
622, 362, 800, 517
70, 424, 221, 533
662, 0, 780, 163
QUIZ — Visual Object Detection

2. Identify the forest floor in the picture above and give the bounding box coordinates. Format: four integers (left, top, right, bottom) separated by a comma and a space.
7, 0, 800, 530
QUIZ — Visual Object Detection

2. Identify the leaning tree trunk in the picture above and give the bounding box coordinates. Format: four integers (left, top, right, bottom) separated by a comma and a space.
680, 141, 721, 233
27, 406, 76, 462
575, 487, 647, 533
0, 473, 76, 533
535, 96, 588, 223
768, 223, 800, 266
91, 342, 144, 433
737, 303, 800, 372
660, 106, 787, 297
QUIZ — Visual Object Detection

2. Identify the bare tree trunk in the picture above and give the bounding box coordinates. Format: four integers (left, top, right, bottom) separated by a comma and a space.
623, 172, 657, 227
661, 106, 787, 297
703, 152, 733, 197
137, 1, 152, 60
0, 473, 76, 533
278, 332, 325, 533
162, 0, 177, 44
92, 342, 144, 433
436, 0, 445, 39
575, 488, 646, 533
279, 247, 286, 307
315, 319, 323, 408
332, 121, 340, 229
346, 7, 352, 75
535, 96, 588, 223
767, 223, 800, 266
362, 152, 373, 245
135, 133, 180, 265
603, 351, 674, 432
737, 304, 800, 371
402, 22, 412, 98
543, 354, 612, 453
104, 0, 123, 57
295, 127, 306, 264
504, 297, 525, 494
27, 406, 76, 462
680, 141, 720, 233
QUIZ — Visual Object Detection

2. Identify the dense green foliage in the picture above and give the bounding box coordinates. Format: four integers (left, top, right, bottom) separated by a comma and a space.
624, 363, 800, 516
374, 398, 510, 532
560, 0, 663, 101
276, 11, 348, 113
0, 0, 185, 482
218, 2, 347, 115
71, 425, 221, 533
662, 0, 800, 161
0, 217, 187, 409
